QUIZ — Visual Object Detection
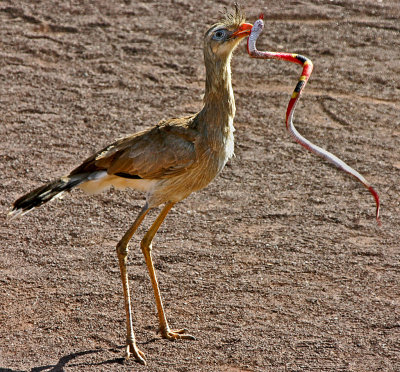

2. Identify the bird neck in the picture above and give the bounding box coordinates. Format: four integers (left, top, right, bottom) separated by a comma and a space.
202, 54, 236, 122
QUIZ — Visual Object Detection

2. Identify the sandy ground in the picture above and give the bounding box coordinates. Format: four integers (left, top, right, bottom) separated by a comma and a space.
1, 1, 399, 371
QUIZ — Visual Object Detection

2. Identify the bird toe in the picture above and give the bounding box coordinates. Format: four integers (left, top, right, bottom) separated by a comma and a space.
162, 328, 196, 341
125, 343, 146, 365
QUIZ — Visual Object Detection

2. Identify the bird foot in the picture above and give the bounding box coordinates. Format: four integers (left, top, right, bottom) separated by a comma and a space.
160, 327, 196, 341
125, 341, 146, 365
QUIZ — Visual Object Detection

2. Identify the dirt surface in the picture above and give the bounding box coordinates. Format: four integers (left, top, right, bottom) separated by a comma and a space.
1, 1, 399, 371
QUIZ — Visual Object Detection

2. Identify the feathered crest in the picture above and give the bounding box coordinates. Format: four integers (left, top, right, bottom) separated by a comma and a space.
205, 3, 245, 37
221, 3, 245, 28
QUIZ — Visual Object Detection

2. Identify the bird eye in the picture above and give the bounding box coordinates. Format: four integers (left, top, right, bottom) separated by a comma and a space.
213, 29, 226, 41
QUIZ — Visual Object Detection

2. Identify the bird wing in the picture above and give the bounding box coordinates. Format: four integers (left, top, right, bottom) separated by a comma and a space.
71, 116, 199, 180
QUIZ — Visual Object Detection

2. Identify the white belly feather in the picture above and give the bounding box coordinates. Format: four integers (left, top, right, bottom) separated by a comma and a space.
79, 171, 157, 195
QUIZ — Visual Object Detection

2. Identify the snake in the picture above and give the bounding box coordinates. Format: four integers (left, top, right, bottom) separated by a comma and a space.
247, 15, 380, 223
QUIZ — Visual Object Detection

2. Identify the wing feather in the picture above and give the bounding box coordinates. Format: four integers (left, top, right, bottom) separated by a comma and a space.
70, 116, 198, 180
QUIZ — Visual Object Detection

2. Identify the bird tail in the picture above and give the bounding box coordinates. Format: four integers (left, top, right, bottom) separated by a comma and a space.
8, 174, 88, 219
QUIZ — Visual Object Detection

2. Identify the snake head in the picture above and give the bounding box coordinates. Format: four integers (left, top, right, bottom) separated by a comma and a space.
251, 18, 264, 36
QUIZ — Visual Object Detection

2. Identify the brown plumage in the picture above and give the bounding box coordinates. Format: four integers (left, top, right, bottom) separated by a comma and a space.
9, 4, 252, 365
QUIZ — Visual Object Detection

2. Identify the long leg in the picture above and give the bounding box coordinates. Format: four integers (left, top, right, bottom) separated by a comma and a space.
116, 203, 150, 364
141, 202, 195, 340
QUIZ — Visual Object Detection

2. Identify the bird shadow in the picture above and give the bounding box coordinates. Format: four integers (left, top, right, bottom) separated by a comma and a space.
31, 347, 123, 372
34, 350, 121, 371
1, 339, 159, 372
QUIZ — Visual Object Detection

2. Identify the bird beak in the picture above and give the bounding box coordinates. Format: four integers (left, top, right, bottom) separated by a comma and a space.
230, 23, 253, 39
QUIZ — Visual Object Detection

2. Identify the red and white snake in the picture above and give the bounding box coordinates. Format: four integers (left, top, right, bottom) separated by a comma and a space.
247, 16, 380, 223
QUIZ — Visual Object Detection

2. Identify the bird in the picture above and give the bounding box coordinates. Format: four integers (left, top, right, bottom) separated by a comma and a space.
9, 4, 253, 365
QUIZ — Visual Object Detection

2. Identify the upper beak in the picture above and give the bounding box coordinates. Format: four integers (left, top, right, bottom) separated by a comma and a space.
230, 23, 253, 39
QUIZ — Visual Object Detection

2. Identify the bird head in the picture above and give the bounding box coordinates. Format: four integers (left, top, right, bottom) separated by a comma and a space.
204, 4, 252, 61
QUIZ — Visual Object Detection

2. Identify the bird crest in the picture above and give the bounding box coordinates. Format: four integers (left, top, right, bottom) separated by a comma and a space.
220, 3, 246, 29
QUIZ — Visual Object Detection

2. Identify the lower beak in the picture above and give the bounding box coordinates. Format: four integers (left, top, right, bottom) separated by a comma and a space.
230, 23, 253, 39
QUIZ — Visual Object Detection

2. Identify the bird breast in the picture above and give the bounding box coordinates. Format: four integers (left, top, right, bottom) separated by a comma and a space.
193, 115, 236, 186
147, 117, 235, 206
213, 115, 235, 171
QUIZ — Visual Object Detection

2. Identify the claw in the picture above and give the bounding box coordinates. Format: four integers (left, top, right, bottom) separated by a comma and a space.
173, 328, 188, 334
161, 327, 196, 341
125, 342, 146, 365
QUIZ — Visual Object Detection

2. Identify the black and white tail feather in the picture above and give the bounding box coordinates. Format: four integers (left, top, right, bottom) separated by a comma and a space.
9, 173, 90, 219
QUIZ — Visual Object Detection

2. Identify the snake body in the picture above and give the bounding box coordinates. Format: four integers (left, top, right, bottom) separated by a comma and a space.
247, 17, 380, 222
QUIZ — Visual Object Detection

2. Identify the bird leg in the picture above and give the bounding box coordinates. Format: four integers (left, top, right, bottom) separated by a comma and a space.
140, 202, 195, 341
116, 203, 150, 365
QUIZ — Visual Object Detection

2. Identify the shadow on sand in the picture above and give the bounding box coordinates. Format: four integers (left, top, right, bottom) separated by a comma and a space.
1, 341, 158, 372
